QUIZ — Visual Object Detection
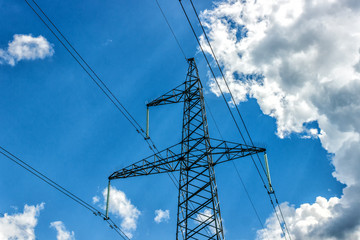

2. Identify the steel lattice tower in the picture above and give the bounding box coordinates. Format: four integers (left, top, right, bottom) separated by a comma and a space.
109, 58, 265, 239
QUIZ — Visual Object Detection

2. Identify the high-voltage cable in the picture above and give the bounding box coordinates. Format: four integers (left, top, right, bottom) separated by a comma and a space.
205, 99, 267, 233
187, 1, 292, 238
154, 0, 187, 60
108, 58, 267, 239
0, 146, 130, 240
189, 0, 259, 147
152, 3, 218, 236
153, 2, 261, 235
178, 1, 249, 145
24, 0, 149, 148
188, 1, 292, 238
23, 2, 184, 236
24, 0, 179, 188
153, 3, 267, 232
23, 0, 287, 238
187, 0, 268, 179
176, 5, 272, 224
27, 0, 142, 136
189, 1, 292, 238
179, 1, 292, 239
178, 0, 268, 191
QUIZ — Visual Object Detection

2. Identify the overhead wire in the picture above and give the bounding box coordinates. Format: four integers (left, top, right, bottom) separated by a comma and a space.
188, 1, 292, 239
24, 0, 179, 188
274, 191, 292, 239
187, 0, 268, 178
153, 0, 271, 238
29, 0, 143, 134
180, 0, 292, 239
23, 0, 188, 237
22, 0, 290, 238
0, 146, 130, 240
154, 1, 215, 237
24, 0, 137, 132
22, 2, 181, 236
178, 0, 269, 192
22, 0, 178, 236
155, 0, 269, 234
155, 0, 187, 60
154, 2, 255, 236
205, 100, 267, 232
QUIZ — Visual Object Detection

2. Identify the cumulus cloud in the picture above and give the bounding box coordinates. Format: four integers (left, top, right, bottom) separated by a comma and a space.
0, 203, 44, 240
195, 209, 217, 234
257, 191, 360, 240
50, 221, 75, 240
0, 34, 54, 66
200, 0, 360, 239
95, 186, 140, 238
92, 196, 100, 204
154, 209, 170, 223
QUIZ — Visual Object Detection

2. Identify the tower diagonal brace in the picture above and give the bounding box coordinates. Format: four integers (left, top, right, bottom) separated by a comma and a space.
109, 139, 264, 180
109, 58, 266, 240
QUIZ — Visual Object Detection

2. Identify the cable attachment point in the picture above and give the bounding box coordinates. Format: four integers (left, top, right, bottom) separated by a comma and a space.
264, 153, 274, 193
145, 107, 150, 139
105, 180, 111, 220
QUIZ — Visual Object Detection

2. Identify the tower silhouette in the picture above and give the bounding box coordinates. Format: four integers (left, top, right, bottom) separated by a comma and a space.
109, 58, 265, 239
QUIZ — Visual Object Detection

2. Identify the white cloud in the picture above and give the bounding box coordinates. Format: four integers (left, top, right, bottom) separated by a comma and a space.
92, 196, 100, 204
196, 209, 212, 224
0, 34, 54, 66
0, 203, 44, 240
98, 186, 140, 238
50, 221, 75, 240
257, 191, 360, 240
200, 0, 360, 239
154, 209, 170, 223
195, 209, 217, 234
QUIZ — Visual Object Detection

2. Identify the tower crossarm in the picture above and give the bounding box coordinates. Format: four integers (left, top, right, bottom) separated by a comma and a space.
107, 58, 266, 239
108, 142, 184, 180
180, 138, 265, 170
108, 138, 265, 180
209, 138, 266, 166
146, 80, 199, 107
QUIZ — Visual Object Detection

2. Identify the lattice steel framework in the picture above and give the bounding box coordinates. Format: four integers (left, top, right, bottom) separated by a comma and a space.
109, 58, 265, 239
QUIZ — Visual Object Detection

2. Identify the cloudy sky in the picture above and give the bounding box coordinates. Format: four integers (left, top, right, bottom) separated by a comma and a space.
0, 0, 359, 239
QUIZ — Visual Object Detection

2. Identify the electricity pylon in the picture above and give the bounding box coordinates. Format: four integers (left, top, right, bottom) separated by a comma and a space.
108, 58, 265, 239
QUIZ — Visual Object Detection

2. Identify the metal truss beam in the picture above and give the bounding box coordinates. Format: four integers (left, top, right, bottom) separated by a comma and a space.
109, 58, 265, 239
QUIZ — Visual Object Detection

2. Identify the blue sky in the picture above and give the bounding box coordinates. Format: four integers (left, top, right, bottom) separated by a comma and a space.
1, 0, 359, 239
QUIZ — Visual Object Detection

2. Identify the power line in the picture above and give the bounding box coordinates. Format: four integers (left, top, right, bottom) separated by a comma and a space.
154, 0, 264, 230
162, 8, 267, 229
152, 1, 265, 236
29, 0, 143, 134
178, 0, 268, 192
177, 1, 247, 145
188, 1, 292, 238
0, 146, 130, 240
205, 99, 267, 232
25, 0, 148, 145
274, 191, 292, 239
152, 3, 219, 237
187, 0, 268, 178
24, 0, 179, 188
179, 1, 292, 239
23, 0, 290, 238
154, 0, 187, 60
23, 2, 180, 233
23, 1, 193, 236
